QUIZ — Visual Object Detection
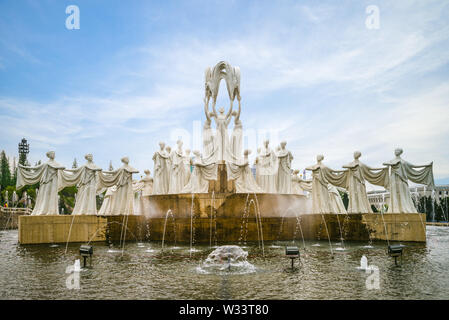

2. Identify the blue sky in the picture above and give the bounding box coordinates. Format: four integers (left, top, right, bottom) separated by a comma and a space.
1, 0, 449, 185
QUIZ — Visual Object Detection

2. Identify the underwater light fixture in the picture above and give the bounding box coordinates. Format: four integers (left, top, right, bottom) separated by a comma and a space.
285, 246, 300, 270
388, 244, 404, 266
79, 245, 93, 267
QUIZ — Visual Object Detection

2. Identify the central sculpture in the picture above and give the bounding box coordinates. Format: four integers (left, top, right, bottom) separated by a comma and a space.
151, 61, 267, 195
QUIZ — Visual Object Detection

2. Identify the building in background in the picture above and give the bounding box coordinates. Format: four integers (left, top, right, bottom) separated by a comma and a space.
368, 185, 449, 211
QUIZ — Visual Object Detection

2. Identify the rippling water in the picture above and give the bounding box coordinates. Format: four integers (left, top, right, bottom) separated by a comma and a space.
1, 226, 448, 299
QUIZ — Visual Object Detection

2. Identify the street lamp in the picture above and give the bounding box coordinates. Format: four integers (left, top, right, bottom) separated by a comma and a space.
18, 138, 29, 154
18, 138, 30, 165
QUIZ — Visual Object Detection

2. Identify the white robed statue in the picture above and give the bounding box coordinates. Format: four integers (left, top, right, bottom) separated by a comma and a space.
202, 98, 217, 162
168, 140, 187, 194
306, 155, 336, 214
226, 150, 262, 193
276, 141, 293, 194
97, 157, 139, 215
204, 61, 241, 163
152, 142, 170, 195
291, 170, 306, 195
256, 140, 278, 193
59, 154, 102, 215
229, 98, 243, 161
341, 151, 389, 213
132, 178, 146, 215
183, 149, 193, 185
16, 151, 65, 215
182, 151, 218, 193
98, 186, 116, 215
140, 169, 153, 196
328, 185, 347, 214
211, 104, 233, 162
383, 148, 434, 213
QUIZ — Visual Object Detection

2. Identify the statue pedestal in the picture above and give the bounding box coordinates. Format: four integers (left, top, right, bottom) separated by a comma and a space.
208, 162, 235, 193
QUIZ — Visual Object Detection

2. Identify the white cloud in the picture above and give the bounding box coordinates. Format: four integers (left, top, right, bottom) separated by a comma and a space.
1, 0, 449, 179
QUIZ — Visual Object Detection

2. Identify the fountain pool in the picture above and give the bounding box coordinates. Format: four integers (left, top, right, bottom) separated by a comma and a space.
1, 226, 449, 299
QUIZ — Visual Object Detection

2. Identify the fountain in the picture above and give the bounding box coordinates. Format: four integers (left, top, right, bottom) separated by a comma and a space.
161, 209, 176, 250
196, 245, 256, 274
209, 191, 217, 248
16, 61, 430, 246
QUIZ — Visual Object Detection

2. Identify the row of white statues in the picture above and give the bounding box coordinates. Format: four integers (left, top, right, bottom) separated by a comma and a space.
304, 149, 434, 214
15, 147, 434, 216
16, 152, 149, 216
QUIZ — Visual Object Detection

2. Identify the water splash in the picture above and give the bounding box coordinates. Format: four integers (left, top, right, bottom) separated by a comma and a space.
320, 214, 334, 257
335, 214, 345, 251
357, 255, 368, 270
238, 194, 265, 256
190, 194, 196, 257
161, 209, 176, 250
65, 214, 77, 254
293, 215, 306, 251
196, 245, 256, 275
209, 191, 217, 248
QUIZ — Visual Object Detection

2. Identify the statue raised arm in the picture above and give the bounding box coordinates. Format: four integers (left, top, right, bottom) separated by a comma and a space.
204, 97, 211, 123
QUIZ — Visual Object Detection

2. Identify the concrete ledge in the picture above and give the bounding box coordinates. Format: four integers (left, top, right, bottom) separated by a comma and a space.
0, 208, 31, 229
133, 213, 426, 243
362, 213, 426, 242
17, 213, 427, 244
18, 215, 108, 244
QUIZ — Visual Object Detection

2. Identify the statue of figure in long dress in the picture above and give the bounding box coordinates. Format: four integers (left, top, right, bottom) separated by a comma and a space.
383, 148, 434, 213
98, 186, 116, 215
211, 105, 233, 162
306, 155, 334, 213
152, 142, 170, 195
19, 191, 28, 207
183, 149, 193, 185
328, 185, 347, 214
291, 170, 305, 195
140, 169, 153, 197
132, 179, 144, 215
229, 98, 243, 162
256, 140, 278, 193
227, 150, 262, 193
341, 151, 389, 213
204, 61, 241, 163
182, 151, 218, 193
16, 151, 65, 215
59, 153, 102, 215
4, 190, 9, 206
202, 98, 217, 163
276, 141, 293, 194
97, 157, 139, 215
168, 140, 186, 194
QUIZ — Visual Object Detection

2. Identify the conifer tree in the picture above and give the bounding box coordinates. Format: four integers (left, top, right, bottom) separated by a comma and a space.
0, 150, 11, 189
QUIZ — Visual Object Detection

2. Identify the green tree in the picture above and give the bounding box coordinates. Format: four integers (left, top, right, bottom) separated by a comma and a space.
0, 150, 11, 190
18, 152, 27, 166
59, 186, 77, 214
